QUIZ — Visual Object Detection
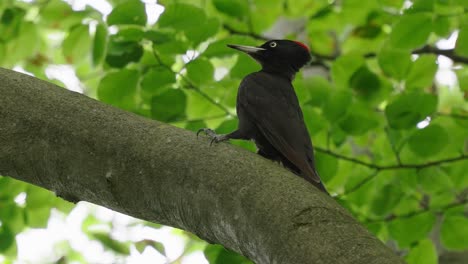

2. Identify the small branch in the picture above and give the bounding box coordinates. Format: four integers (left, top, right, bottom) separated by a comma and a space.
151, 50, 232, 116
413, 45, 468, 64
315, 147, 468, 170
364, 196, 468, 223
222, 24, 269, 41
435, 112, 468, 120
342, 169, 381, 196
384, 127, 402, 165
223, 24, 468, 65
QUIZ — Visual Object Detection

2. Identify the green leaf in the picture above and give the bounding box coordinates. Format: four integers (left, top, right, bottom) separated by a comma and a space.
441, 214, 468, 250
388, 212, 435, 247
97, 69, 139, 111
433, 16, 451, 37
212, 0, 248, 19
105, 37, 143, 68
107, 0, 147, 26
385, 92, 437, 129
186, 58, 214, 85
331, 54, 365, 89
204, 244, 253, 264
141, 66, 175, 95
406, 55, 437, 90
446, 159, 468, 191
149, 241, 165, 255
135, 240, 165, 255
144, 30, 173, 44
323, 89, 352, 122
158, 3, 218, 45
0, 177, 26, 200
389, 13, 433, 50
456, 67, 468, 92
4, 22, 40, 65
151, 89, 186, 122
377, 47, 412, 80
114, 26, 145, 42
0, 7, 26, 41
40, 0, 93, 29
92, 232, 130, 255
92, 23, 108, 66
417, 166, 453, 193
0, 203, 25, 233
408, 124, 449, 157
63, 24, 91, 63
302, 76, 332, 108
159, 3, 204, 30
25, 185, 55, 209
315, 152, 338, 182
338, 103, 379, 135
409, 0, 434, 12
215, 119, 238, 134
302, 105, 327, 136
185, 89, 226, 120
230, 54, 260, 79
0, 225, 14, 252
349, 65, 381, 100
25, 207, 51, 228
455, 25, 468, 57
370, 184, 403, 217
405, 239, 437, 264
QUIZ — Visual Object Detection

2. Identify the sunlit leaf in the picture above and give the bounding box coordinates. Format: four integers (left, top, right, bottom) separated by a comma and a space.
441, 214, 468, 250
212, 0, 248, 19
405, 239, 437, 264
63, 24, 91, 64
92, 23, 108, 66
204, 244, 253, 264
406, 55, 437, 90
97, 69, 140, 111
107, 0, 147, 26
151, 89, 187, 122
186, 58, 214, 85
385, 92, 437, 129
407, 124, 449, 157
455, 25, 468, 57
389, 13, 432, 50
388, 212, 436, 247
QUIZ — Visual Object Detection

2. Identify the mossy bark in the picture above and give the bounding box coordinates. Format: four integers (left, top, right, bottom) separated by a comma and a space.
0, 68, 403, 264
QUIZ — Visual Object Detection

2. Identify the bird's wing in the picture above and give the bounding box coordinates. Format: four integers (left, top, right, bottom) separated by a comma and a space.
238, 72, 321, 184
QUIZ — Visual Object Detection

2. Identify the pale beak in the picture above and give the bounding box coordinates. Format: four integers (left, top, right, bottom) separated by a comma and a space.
227, 44, 266, 54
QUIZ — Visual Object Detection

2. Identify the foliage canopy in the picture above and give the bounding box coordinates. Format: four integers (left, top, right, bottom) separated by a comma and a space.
0, 0, 467, 263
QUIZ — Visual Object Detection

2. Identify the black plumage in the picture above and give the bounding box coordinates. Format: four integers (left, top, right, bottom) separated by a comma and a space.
199, 40, 328, 194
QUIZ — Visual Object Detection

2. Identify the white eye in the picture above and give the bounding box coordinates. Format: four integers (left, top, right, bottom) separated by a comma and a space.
269, 42, 277, 48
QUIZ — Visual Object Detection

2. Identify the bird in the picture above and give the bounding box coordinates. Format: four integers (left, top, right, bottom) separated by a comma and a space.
198, 39, 328, 194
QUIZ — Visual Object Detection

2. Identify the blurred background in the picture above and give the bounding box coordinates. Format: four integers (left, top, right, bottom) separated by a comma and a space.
0, 0, 467, 263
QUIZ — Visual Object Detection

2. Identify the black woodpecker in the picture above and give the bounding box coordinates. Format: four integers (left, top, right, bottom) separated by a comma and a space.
198, 40, 328, 194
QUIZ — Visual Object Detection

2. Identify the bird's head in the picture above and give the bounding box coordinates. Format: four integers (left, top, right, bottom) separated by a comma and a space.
227, 40, 311, 78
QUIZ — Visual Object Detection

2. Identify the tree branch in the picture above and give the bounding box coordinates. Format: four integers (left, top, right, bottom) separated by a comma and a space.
222, 25, 468, 65
0, 68, 403, 263
364, 196, 468, 224
315, 147, 468, 171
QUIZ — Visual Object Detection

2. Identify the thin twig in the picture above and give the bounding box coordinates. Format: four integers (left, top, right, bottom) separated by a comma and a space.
363, 197, 468, 223
151, 50, 232, 116
315, 147, 468, 170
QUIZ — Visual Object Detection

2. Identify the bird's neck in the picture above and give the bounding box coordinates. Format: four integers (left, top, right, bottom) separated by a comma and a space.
260, 65, 297, 82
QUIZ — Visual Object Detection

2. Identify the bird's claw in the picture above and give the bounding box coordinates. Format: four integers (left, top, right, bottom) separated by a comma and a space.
196, 128, 225, 146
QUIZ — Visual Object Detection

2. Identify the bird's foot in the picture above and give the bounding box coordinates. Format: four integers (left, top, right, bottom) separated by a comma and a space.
197, 128, 229, 146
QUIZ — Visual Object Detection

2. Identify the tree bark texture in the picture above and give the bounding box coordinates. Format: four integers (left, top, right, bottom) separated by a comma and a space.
0, 68, 403, 264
